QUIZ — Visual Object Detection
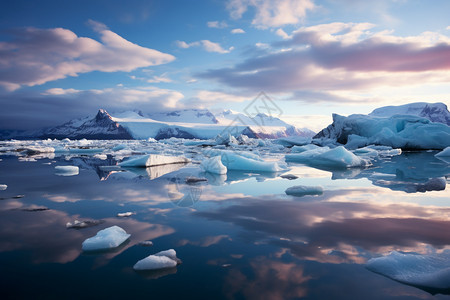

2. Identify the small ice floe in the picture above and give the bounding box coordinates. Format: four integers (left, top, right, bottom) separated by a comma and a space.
119, 154, 189, 168
208, 150, 282, 172
286, 146, 370, 169
285, 185, 324, 197
138, 240, 154, 247
133, 249, 181, 271
0, 184, 7, 191
435, 147, 450, 163
185, 177, 208, 184
117, 212, 135, 217
200, 156, 227, 175
22, 206, 50, 212
55, 166, 79, 176
366, 250, 450, 293
222, 264, 231, 268
280, 174, 298, 180
81, 226, 131, 251
66, 219, 104, 229
93, 154, 108, 160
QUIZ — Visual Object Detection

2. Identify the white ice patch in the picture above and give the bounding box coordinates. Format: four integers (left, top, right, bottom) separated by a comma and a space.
200, 156, 227, 175
119, 154, 189, 167
286, 146, 370, 169
205, 149, 282, 172
81, 225, 130, 251
117, 212, 135, 217
133, 249, 180, 271
0, 184, 7, 190
55, 166, 79, 176
366, 250, 450, 290
285, 185, 324, 197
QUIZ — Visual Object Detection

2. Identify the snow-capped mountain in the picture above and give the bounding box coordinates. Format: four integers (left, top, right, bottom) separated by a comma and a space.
0, 108, 315, 140
369, 102, 450, 125
147, 109, 219, 124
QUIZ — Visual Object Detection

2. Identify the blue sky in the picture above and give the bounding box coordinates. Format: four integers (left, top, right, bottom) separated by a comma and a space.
0, 0, 449, 131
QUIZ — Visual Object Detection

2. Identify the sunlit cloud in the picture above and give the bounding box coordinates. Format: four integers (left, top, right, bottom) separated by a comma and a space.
227, 0, 315, 28
0, 21, 175, 91
207, 20, 228, 28
176, 39, 234, 54
231, 28, 246, 34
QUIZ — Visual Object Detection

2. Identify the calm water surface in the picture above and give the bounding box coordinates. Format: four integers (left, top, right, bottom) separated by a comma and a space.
0, 148, 449, 299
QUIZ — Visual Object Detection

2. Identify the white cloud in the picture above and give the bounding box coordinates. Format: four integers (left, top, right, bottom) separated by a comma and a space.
276, 28, 290, 39
147, 73, 173, 83
231, 28, 246, 34
0, 21, 175, 91
207, 21, 228, 28
176, 40, 233, 54
227, 0, 315, 28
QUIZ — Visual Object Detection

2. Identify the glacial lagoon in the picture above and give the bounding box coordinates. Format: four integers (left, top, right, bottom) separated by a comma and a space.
0, 139, 449, 299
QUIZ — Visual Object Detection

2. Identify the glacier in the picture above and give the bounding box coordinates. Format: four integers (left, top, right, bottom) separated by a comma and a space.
314, 113, 450, 150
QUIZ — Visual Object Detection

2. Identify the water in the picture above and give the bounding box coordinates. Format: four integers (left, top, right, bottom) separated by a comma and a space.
0, 142, 449, 299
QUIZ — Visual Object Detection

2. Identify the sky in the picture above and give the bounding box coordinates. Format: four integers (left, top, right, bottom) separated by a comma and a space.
0, 0, 449, 132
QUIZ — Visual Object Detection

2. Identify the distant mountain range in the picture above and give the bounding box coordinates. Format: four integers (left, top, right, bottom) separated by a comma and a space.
0, 108, 315, 140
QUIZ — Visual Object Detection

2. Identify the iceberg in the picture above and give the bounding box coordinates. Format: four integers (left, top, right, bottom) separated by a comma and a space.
117, 212, 135, 217
285, 185, 324, 197
436, 147, 450, 157
366, 250, 450, 293
0, 184, 6, 191
286, 146, 370, 169
133, 249, 181, 271
200, 156, 227, 175
315, 113, 450, 150
119, 154, 189, 167
204, 150, 282, 172
55, 166, 79, 176
81, 225, 130, 251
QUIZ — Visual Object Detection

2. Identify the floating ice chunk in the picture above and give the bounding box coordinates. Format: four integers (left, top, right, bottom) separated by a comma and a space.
82, 226, 130, 251
23, 146, 55, 154
0, 184, 7, 191
436, 147, 450, 157
286, 146, 370, 169
222, 152, 282, 172
200, 156, 227, 175
280, 174, 298, 180
133, 249, 181, 271
66, 219, 104, 229
119, 154, 189, 167
290, 144, 320, 153
117, 212, 135, 217
138, 240, 154, 247
112, 144, 128, 151
55, 166, 79, 176
285, 185, 324, 197
68, 147, 104, 154
366, 250, 450, 291
93, 154, 107, 160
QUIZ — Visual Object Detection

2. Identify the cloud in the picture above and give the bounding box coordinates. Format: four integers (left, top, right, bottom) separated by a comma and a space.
276, 28, 290, 39
199, 22, 450, 102
190, 90, 250, 105
227, 0, 315, 28
0, 86, 184, 130
147, 73, 173, 83
176, 40, 234, 54
231, 28, 246, 34
207, 21, 228, 28
0, 21, 175, 91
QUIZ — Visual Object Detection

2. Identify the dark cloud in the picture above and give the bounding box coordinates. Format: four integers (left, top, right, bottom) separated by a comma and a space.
0, 87, 184, 130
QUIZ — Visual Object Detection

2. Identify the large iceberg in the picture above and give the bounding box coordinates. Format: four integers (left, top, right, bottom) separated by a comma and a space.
133, 249, 181, 271
314, 113, 450, 150
286, 146, 370, 169
81, 226, 130, 251
119, 154, 189, 167
366, 250, 450, 293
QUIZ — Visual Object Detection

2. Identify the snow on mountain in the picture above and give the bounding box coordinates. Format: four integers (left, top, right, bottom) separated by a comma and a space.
215, 109, 316, 138
369, 102, 450, 125
147, 109, 219, 124
39, 109, 133, 139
